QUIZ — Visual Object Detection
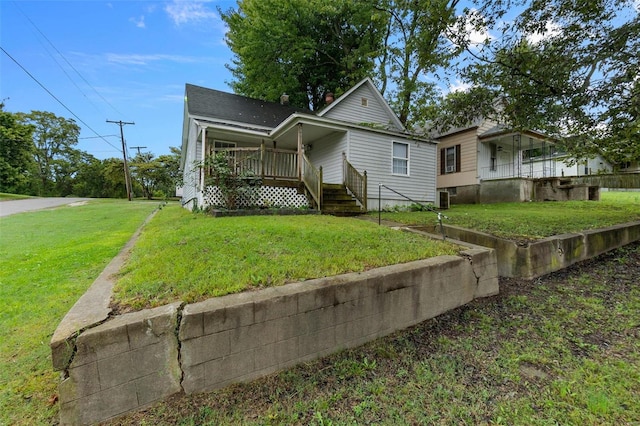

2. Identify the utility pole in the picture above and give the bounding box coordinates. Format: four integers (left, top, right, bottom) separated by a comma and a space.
107, 120, 135, 201
130, 146, 147, 156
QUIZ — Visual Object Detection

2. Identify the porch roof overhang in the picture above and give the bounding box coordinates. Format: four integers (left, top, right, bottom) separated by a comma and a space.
479, 126, 556, 143
271, 113, 435, 147
190, 110, 434, 152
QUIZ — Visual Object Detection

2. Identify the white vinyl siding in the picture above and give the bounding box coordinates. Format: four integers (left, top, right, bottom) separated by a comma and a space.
308, 132, 347, 184
323, 85, 399, 130
347, 130, 436, 208
392, 142, 409, 176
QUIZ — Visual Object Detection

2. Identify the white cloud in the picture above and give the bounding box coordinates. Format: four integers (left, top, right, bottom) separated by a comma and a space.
130, 15, 146, 29
452, 9, 494, 50
448, 79, 471, 93
105, 53, 200, 65
164, 1, 219, 26
526, 21, 562, 44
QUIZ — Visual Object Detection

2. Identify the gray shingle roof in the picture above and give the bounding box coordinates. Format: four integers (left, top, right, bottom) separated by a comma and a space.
185, 83, 311, 129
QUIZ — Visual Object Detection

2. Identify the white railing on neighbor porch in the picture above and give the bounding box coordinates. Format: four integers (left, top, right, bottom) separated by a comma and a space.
481, 163, 557, 180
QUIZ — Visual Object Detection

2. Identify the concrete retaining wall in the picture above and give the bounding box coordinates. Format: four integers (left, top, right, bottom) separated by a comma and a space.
53, 248, 498, 425
420, 221, 640, 279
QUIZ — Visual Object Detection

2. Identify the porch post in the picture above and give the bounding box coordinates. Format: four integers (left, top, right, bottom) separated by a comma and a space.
297, 123, 303, 181
199, 126, 206, 206
260, 139, 265, 179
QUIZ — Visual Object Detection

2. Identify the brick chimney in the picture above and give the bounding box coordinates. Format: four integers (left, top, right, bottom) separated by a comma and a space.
325, 92, 335, 105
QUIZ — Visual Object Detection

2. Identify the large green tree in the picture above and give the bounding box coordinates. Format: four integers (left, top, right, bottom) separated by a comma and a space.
17, 111, 82, 196
376, 0, 461, 126
0, 105, 35, 194
221, 0, 387, 111
221, 0, 463, 125
439, 0, 639, 165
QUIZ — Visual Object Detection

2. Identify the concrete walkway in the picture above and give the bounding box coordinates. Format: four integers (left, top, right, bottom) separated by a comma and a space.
0, 197, 90, 217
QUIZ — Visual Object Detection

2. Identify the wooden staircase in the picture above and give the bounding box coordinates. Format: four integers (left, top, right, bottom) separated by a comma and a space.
321, 183, 364, 216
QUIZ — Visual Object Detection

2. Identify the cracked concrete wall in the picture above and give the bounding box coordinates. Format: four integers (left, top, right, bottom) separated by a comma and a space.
57, 303, 183, 425
433, 222, 640, 279
178, 248, 498, 395
53, 249, 498, 425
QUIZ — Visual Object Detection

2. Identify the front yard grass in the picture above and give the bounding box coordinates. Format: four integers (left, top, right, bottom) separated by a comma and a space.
0, 200, 158, 425
112, 206, 460, 310
376, 191, 640, 241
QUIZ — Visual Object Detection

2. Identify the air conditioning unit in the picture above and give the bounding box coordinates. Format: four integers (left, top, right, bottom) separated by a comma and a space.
446, 165, 455, 173
436, 191, 450, 209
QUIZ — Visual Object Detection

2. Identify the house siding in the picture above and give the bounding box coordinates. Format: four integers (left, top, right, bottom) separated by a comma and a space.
323, 85, 399, 130
309, 132, 348, 184
436, 128, 478, 189
181, 121, 200, 206
348, 130, 436, 208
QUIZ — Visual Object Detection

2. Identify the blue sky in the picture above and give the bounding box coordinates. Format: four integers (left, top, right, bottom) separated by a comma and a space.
1, 0, 237, 159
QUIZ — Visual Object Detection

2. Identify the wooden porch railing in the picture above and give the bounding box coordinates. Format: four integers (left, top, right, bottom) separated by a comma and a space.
302, 154, 322, 210
343, 153, 367, 210
214, 147, 298, 180
211, 146, 323, 209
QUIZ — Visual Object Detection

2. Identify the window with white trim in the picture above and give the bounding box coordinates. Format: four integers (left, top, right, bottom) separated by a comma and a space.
392, 141, 409, 175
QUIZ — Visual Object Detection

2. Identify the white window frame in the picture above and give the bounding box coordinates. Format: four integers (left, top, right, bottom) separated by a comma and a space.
445, 146, 456, 174
392, 141, 410, 176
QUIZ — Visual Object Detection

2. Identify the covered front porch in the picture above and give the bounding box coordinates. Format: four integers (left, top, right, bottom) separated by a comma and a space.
194, 119, 367, 213
478, 131, 563, 181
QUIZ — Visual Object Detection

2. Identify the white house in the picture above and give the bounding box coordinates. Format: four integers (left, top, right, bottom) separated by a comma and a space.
180, 78, 438, 213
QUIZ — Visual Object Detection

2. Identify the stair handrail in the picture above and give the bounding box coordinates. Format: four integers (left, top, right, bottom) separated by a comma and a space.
342, 153, 367, 210
378, 184, 448, 240
302, 154, 322, 210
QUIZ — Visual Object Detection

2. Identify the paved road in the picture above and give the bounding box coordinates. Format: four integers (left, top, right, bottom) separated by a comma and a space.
0, 198, 90, 217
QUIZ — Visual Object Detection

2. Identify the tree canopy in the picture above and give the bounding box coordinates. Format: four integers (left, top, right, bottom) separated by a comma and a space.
220, 0, 387, 111
221, 0, 639, 164
0, 105, 35, 194
439, 0, 640, 165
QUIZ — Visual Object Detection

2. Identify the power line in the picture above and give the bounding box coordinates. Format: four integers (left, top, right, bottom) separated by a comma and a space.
12, 1, 125, 117
0, 45, 122, 153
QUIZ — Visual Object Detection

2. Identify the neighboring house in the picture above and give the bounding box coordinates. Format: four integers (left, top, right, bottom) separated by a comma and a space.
435, 119, 612, 203
180, 78, 437, 213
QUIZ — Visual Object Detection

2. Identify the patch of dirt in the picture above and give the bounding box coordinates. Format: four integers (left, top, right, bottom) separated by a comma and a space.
68, 201, 88, 207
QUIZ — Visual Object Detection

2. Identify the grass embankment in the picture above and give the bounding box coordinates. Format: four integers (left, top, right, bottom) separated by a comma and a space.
0, 192, 34, 200
109, 241, 640, 425
378, 191, 640, 240
0, 200, 158, 425
112, 206, 460, 310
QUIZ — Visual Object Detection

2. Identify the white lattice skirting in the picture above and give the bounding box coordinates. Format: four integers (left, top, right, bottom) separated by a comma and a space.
203, 185, 309, 209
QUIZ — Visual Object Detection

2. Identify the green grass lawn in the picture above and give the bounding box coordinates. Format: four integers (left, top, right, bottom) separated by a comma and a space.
376, 191, 640, 240
112, 206, 460, 310
1, 193, 638, 424
0, 192, 35, 200
0, 200, 158, 425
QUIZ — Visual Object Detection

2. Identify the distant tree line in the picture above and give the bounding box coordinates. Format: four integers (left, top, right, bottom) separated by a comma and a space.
0, 105, 181, 199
